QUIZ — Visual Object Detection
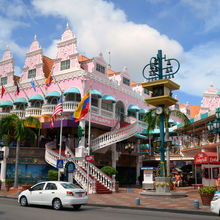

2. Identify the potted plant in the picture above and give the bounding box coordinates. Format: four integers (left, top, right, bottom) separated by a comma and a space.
198, 186, 216, 206
5, 178, 13, 191
21, 181, 32, 191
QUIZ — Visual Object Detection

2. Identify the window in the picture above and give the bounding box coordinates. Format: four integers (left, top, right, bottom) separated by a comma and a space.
144, 88, 149, 95
101, 101, 113, 111
45, 183, 57, 190
31, 183, 45, 191
60, 59, 70, 71
204, 168, 210, 179
92, 97, 98, 107
123, 77, 130, 86
96, 63, 105, 74
1, 77, 7, 85
28, 69, 36, 79
61, 183, 80, 189
128, 111, 136, 117
213, 167, 219, 179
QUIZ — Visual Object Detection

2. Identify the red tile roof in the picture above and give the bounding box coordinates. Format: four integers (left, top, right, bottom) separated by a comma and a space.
43, 56, 54, 78
180, 104, 201, 118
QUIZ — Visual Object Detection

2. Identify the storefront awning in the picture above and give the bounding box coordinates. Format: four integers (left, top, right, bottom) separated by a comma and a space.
102, 95, 116, 103
139, 109, 148, 114
64, 87, 80, 96
194, 152, 220, 164
0, 100, 13, 107
134, 133, 147, 139
29, 94, 44, 101
45, 91, 60, 99
91, 89, 102, 97
128, 104, 140, 111
14, 97, 28, 104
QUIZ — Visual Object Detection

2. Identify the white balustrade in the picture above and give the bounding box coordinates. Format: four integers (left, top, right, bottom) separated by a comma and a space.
91, 120, 138, 152
91, 106, 99, 114
25, 107, 42, 117
101, 109, 113, 118
42, 104, 55, 115
11, 110, 25, 119
0, 112, 10, 118
63, 101, 80, 112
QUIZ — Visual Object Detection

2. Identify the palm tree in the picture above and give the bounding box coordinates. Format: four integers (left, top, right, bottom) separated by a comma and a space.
143, 107, 190, 175
0, 114, 40, 188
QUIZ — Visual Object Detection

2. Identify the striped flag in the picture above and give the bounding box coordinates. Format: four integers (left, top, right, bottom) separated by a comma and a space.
16, 83, 20, 95
50, 96, 63, 128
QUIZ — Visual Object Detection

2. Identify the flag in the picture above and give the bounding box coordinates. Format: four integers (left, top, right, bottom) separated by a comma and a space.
31, 79, 36, 92
16, 83, 20, 95
50, 96, 63, 128
1, 85, 5, 98
72, 90, 90, 122
45, 72, 53, 87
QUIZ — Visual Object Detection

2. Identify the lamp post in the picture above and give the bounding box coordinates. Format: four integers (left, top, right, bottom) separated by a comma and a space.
125, 143, 135, 188
142, 50, 180, 177
207, 108, 220, 143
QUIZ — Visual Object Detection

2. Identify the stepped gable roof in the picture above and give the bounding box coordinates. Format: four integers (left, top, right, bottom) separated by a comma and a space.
43, 56, 54, 78
180, 104, 200, 118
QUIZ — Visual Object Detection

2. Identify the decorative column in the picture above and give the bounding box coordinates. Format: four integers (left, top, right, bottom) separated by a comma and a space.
98, 97, 102, 115
111, 143, 117, 169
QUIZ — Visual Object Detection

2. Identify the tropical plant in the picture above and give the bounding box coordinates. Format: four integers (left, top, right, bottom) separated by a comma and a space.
48, 170, 58, 181
5, 178, 13, 186
101, 166, 118, 177
0, 114, 40, 188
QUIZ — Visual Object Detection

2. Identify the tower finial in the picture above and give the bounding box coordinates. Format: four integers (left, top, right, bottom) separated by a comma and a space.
34, 34, 37, 40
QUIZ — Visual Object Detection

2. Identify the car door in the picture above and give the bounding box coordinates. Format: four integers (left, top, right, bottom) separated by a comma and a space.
29, 182, 45, 205
41, 183, 58, 205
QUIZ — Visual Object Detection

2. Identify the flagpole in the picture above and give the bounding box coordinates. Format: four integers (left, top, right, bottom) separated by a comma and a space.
33, 78, 45, 97
58, 91, 63, 181
17, 82, 29, 101
2, 86, 14, 102
87, 88, 92, 193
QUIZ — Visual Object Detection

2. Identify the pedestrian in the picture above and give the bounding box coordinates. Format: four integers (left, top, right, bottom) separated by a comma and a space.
175, 172, 182, 187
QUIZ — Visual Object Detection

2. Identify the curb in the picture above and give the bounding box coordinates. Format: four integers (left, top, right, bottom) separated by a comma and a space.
0, 195, 215, 216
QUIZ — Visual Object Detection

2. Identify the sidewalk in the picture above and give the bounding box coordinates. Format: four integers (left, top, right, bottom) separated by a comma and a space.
0, 186, 213, 215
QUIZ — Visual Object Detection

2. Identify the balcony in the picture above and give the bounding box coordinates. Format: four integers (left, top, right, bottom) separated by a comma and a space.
25, 107, 42, 117
63, 101, 80, 112
11, 110, 25, 119
42, 104, 55, 115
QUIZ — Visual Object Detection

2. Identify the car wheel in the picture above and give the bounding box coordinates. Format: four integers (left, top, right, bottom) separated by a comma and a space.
52, 198, 62, 210
73, 205, 81, 210
20, 196, 28, 206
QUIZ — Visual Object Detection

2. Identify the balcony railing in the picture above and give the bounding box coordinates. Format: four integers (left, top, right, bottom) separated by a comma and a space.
42, 104, 56, 115
25, 107, 42, 117
0, 112, 11, 119
63, 101, 80, 112
11, 110, 25, 119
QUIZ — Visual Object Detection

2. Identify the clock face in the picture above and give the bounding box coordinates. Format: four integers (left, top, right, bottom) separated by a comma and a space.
156, 107, 163, 115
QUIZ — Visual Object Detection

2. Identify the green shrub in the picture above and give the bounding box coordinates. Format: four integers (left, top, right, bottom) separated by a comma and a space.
198, 186, 216, 194
101, 166, 118, 177
48, 170, 58, 181
5, 178, 13, 185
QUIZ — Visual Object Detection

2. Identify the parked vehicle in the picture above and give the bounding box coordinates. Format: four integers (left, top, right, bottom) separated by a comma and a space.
18, 181, 88, 210
210, 191, 220, 215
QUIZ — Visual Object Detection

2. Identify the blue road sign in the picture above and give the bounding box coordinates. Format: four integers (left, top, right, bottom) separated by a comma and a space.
56, 159, 64, 168
68, 162, 75, 172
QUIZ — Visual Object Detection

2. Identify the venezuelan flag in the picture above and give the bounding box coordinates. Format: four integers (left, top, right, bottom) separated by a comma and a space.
72, 90, 90, 122
45, 72, 53, 87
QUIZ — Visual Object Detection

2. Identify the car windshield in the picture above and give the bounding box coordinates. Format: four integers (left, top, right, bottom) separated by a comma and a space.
61, 183, 80, 189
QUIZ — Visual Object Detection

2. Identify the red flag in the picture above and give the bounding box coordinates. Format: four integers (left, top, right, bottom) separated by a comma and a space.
1, 85, 5, 98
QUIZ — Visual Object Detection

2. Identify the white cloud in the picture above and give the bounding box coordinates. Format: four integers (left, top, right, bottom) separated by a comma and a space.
175, 41, 220, 96
44, 39, 59, 59
32, 0, 183, 83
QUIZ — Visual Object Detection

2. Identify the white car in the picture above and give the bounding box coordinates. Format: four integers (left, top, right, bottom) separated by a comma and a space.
211, 192, 220, 215
18, 181, 88, 210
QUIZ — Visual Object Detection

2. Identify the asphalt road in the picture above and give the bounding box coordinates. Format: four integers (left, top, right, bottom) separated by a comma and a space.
0, 198, 218, 220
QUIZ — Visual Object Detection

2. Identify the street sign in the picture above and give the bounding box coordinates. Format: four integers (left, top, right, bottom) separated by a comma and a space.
0, 151, 3, 160
85, 155, 94, 162
67, 162, 75, 172
56, 159, 64, 168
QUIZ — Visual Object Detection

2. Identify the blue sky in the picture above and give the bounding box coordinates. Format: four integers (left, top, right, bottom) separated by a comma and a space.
1, 0, 220, 105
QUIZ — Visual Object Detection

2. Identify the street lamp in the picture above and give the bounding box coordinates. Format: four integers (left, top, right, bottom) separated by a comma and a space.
125, 143, 135, 187
207, 108, 220, 143
142, 50, 180, 177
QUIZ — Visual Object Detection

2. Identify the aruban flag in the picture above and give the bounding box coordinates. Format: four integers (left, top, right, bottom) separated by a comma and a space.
50, 96, 63, 128
45, 72, 53, 87
16, 83, 20, 95
1, 85, 5, 98
72, 89, 90, 122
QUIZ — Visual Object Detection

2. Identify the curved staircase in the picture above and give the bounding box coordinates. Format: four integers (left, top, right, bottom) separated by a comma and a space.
45, 116, 138, 194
